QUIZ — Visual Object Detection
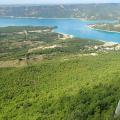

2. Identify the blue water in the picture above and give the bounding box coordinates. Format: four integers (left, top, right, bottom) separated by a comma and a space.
0, 17, 120, 43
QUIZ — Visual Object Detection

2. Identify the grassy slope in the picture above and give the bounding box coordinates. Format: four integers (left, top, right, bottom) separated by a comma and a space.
0, 52, 120, 120
0, 26, 119, 120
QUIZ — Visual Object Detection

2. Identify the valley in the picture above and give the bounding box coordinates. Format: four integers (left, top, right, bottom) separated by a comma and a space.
0, 3, 120, 120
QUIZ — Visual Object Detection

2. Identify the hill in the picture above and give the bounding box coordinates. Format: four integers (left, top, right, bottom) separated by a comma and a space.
0, 26, 120, 120
1, 51, 120, 120
0, 4, 120, 20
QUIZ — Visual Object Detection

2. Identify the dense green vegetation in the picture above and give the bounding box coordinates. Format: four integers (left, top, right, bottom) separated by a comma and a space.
0, 26, 120, 120
1, 4, 120, 20
0, 52, 120, 120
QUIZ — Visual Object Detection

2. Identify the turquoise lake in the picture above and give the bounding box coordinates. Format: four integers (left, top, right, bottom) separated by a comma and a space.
0, 17, 120, 43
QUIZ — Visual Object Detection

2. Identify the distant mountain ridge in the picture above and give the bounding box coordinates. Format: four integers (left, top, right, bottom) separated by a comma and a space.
0, 4, 120, 20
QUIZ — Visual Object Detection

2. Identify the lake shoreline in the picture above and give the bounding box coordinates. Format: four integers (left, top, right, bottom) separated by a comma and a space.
88, 24, 120, 34
0, 16, 85, 20
54, 30, 74, 39
0, 17, 120, 43
1, 16, 116, 22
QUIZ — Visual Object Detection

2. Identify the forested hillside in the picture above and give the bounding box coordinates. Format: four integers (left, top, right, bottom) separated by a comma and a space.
0, 4, 120, 20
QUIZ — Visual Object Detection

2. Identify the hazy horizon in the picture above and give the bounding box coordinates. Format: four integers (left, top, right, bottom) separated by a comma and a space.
1, 0, 120, 5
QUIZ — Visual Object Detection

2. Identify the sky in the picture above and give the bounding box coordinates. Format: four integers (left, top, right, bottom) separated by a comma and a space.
1, 0, 120, 5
